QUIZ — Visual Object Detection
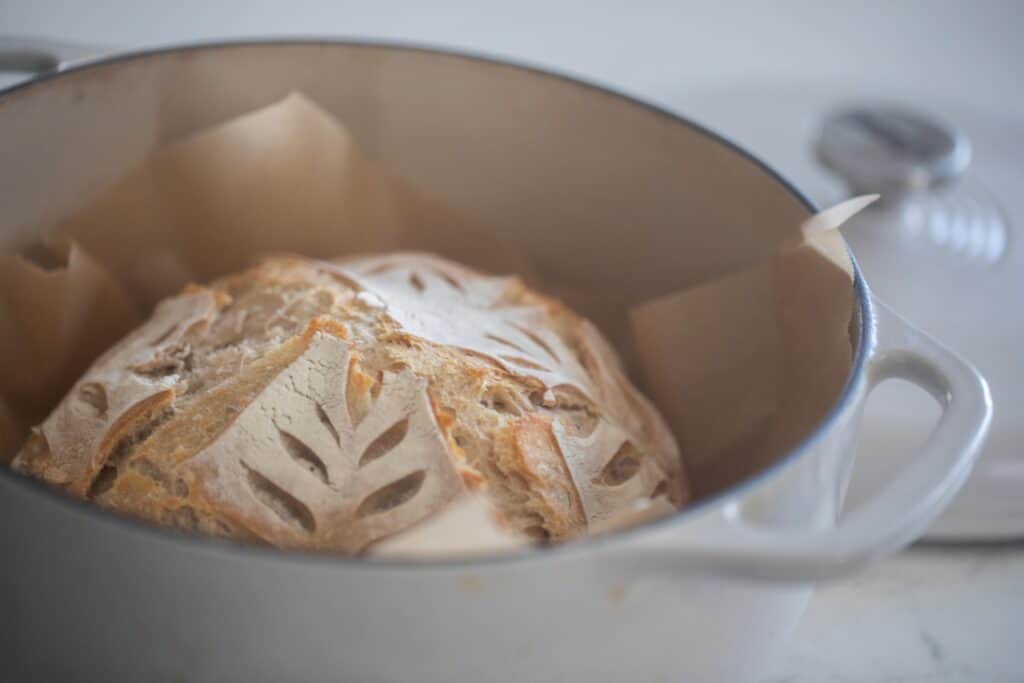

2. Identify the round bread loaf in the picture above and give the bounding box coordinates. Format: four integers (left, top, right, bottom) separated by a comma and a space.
13, 254, 686, 551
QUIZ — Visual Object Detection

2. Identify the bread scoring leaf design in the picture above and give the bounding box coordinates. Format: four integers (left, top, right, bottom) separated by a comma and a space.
185, 332, 463, 552
552, 417, 667, 526
329, 253, 594, 398
19, 292, 218, 494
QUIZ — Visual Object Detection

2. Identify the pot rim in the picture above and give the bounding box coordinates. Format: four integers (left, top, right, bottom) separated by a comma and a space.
0, 37, 873, 571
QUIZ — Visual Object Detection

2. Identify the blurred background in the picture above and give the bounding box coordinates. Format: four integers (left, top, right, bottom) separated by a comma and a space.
2, 1, 1021, 113
2, 2, 1021, 682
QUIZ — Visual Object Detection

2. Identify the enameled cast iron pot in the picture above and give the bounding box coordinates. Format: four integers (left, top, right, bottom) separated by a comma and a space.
0, 39, 991, 683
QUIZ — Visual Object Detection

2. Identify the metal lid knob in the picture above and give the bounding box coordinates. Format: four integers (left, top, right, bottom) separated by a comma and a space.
815, 105, 972, 199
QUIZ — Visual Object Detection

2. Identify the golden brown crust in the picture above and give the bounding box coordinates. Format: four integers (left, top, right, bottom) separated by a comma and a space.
12, 253, 687, 550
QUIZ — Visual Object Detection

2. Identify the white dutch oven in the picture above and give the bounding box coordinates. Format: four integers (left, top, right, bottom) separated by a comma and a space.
0, 39, 991, 683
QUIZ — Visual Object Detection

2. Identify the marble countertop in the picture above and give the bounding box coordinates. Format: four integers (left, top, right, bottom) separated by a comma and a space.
766, 545, 1024, 682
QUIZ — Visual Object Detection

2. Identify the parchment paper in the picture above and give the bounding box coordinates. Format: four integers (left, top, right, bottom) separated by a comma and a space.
46, 92, 534, 309
631, 198, 872, 496
0, 92, 867, 542
371, 496, 527, 558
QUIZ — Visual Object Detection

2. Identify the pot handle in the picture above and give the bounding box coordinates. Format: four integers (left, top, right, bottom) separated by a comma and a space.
628, 297, 991, 582
0, 35, 108, 76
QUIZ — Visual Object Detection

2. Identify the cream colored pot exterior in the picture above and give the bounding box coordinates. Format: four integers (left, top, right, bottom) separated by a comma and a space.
0, 41, 990, 683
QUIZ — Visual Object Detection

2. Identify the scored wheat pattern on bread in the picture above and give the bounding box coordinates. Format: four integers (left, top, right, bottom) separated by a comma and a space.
185, 332, 463, 552
13, 253, 687, 551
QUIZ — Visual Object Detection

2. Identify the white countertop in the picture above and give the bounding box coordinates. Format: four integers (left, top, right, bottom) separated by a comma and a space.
2, 3, 1021, 681
766, 546, 1024, 682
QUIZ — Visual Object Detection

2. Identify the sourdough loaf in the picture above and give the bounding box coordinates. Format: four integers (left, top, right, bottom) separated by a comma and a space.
13, 254, 686, 551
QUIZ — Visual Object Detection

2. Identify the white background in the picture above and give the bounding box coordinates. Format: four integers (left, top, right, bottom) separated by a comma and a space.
2, 1, 1022, 116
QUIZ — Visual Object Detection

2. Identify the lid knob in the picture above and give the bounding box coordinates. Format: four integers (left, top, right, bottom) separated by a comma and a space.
815, 106, 972, 200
